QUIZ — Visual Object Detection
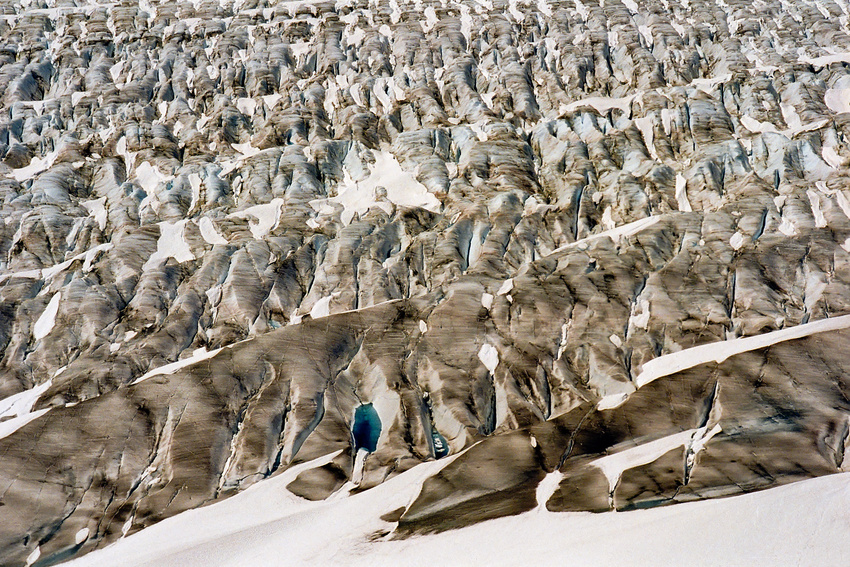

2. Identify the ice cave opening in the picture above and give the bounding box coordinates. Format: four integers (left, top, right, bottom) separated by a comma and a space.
352, 403, 381, 454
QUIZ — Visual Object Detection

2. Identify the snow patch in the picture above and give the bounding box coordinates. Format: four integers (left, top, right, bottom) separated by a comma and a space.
388, 0, 401, 23
507, 0, 524, 22
778, 214, 798, 236
834, 190, 850, 222
228, 199, 284, 240
628, 298, 651, 332
688, 424, 722, 467
740, 114, 779, 134
17, 243, 114, 282
729, 232, 745, 250
198, 217, 229, 246
638, 24, 653, 48
143, 220, 195, 270
478, 344, 499, 373
11, 148, 60, 182
25, 546, 40, 567
496, 278, 513, 295
230, 142, 262, 159
633, 115, 657, 160
822, 146, 845, 168
660, 108, 675, 135
807, 190, 828, 228
459, 4, 473, 44
34, 293, 61, 340
535, 471, 563, 510
691, 74, 732, 95
563, 94, 636, 115
351, 448, 368, 486
331, 151, 440, 225
801, 52, 850, 68
481, 292, 494, 309
421, 6, 438, 32
825, 87, 850, 114
0, 377, 54, 440
134, 161, 172, 195
675, 174, 692, 212
310, 292, 341, 319
622, 0, 639, 13
188, 173, 202, 212
82, 197, 108, 231
597, 392, 630, 410
236, 97, 257, 116
574, 0, 589, 21
262, 93, 282, 109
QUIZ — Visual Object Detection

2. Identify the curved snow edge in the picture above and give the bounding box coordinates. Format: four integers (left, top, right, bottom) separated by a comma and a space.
635, 314, 850, 388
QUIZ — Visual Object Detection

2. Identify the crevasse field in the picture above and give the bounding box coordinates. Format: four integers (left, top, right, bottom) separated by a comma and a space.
0, 0, 849, 564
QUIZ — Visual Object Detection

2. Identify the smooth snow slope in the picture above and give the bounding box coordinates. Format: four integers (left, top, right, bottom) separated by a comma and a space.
65, 456, 850, 567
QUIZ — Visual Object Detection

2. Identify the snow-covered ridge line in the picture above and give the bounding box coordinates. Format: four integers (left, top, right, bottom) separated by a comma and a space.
0, 243, 113, 284
66, 443, 470, 567
547, 215, 662, 257
65, 455, 850, 566
0, 378, 53, 419
589, 423, 722, 496
635, 313, 850, 388
301, 297, 404, 321
0, 379, 54, 441
132, 347, 223, 385
133, 298, 405, 384
0, 408, 50, 441
591, 428, 698, 492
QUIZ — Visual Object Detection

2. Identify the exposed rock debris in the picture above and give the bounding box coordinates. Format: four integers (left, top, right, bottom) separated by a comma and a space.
1, 0, 850, 563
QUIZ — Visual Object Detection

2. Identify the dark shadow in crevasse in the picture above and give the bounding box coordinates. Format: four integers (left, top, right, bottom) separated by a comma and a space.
431, 429, 449, 458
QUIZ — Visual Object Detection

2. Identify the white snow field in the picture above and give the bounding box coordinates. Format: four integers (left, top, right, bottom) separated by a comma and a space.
65, 453, 850, 567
